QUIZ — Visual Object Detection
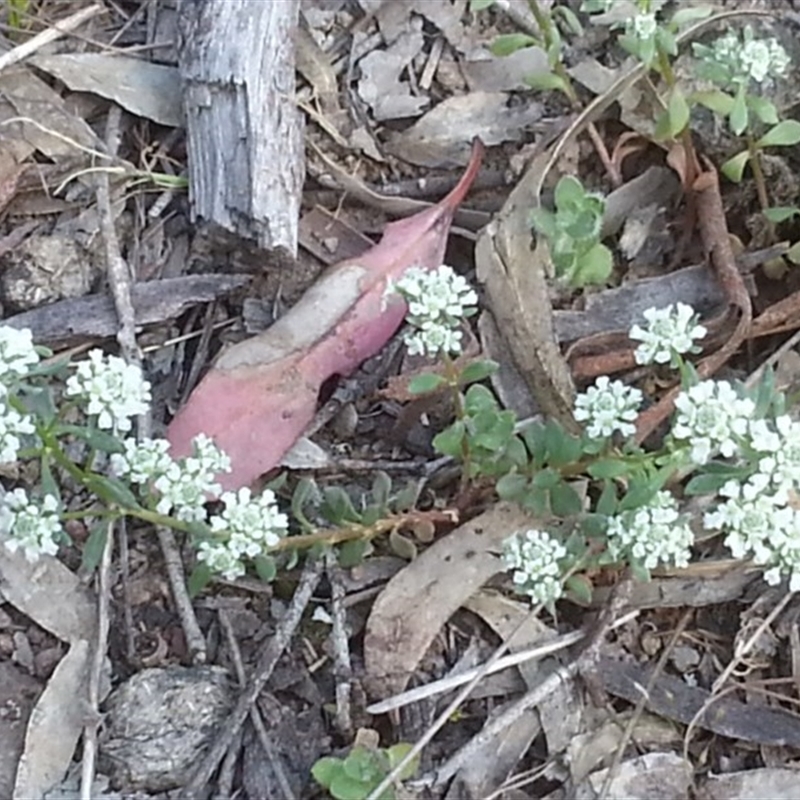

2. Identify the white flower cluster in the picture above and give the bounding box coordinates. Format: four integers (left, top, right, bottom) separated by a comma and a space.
672, 380, 754, 465
703, 414, 800, 590
607, 491, 694, 570
113, 433, 231, 523
66, 349, 151, 433
574, 376, 642, 440
502, 528, 566, 605
388, 265, 477, 357
695, 26, 790, 86
199, 488, 288, 580
0, 489, 61, 562
630, 303, 706, 366
0, 327, 39, 380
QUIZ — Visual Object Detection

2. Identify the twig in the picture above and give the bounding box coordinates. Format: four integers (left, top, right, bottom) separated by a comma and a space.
158, 527, 207, 663
597, 608, 692, 800
95, 106, 139, 364
186, 558, 323, 794
213, 727, 243, 800
327, 550, 353, 736
218, 609, 296, 800
79, 519, 114, 800
0, 4, 104, 73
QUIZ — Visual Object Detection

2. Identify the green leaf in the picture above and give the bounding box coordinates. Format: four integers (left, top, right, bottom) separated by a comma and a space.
691, 89, 734, 116
386, 743, 419, 780
371, 471, 392, 510
554, 175, 585, 209
565, 573, 594, 605
84, 474, 140, 509
532, 467, 560, 490
524, 71, 569, 94
291, 477, 318, 531
746, 95, 779, 125
338, 539, 370, 568
55, 424, 126, 454
788, 240, 800, 265
530, 207, 558, 240
550, 480, 583, 516
763, 206, 800, 224
554, 5, 583, 35
464, 384, 498, 414
655, 26, 676, 56
729, 85, 748, 136
595, 479, 618, 516
40, 457, 61, 508
187, 561, 213, 597
253, 555, 277, 583
757, 120, 800, 148
81, 524, 108, 574
721, 150, 750, 183
459, 359, 499, 385
521, 422, 548, 467
544, 422, 582, 467
320, 486, 361, 524
496, 472, 530, 502
311, 757, 342, 790
684, 472, 736, 496
407, 373, 447, 395
521, 486, 549, 515
330, 771, 376, 800
588, 459, 629, 479
469, 0, 495, 9
572, 243, 613, 286
25, 385, 57, 425
666, 87, 690, 137
670, 5, 713, 27
433, 419, 466, 458
491, 32, 538, 57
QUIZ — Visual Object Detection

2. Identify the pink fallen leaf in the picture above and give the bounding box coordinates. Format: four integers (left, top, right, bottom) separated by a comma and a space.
167, 139, 485, 492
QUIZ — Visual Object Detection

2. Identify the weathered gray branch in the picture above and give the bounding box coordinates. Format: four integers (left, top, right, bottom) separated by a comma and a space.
178, 0, 304, 255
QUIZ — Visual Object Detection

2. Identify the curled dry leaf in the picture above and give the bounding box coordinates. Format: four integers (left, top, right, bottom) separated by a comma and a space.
168, 140, 485, 491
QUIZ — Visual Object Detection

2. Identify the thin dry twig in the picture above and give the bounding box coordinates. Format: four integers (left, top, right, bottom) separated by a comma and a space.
219, 609, 296, 800
0, 4, 104, 72
327, 550, 353, 736
597, 609, 692, 800
186, 558, 323, 794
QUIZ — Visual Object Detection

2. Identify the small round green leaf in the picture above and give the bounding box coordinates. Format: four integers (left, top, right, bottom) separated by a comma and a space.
408, 373, 447, 395
757, 120, 800, 148
721, 150, 750, 183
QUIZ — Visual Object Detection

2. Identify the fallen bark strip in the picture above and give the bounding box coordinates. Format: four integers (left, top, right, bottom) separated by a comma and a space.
3, 274, 249, 347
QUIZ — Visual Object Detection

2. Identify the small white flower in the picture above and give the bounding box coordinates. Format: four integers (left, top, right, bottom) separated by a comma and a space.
0, 489, 61, 562
629, 303, 706, 366
0, 326, 39, 381
696, 26, 790, 87
153, 435, 231, 522
502, 528, 566, 605
111, 437, 174, 484
754, 415, 800, 496
672, 380, 754, 465
631, 11, 657, 40
574, 376, 642, 440
209, 487, 288, 553
387, 265, 477, 357
607, 491, 693, 570
0, 399, 35, 464
65, 350, 151, 433
197, 539, 245, 581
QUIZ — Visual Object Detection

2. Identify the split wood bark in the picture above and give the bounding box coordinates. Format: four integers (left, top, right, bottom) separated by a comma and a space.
178, 0, 304, 255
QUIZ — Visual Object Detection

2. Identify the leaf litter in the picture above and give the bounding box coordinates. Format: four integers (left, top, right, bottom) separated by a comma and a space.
0, 2, 799, 799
